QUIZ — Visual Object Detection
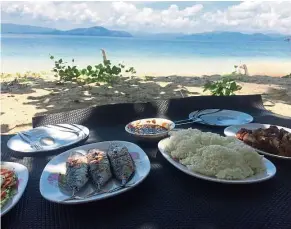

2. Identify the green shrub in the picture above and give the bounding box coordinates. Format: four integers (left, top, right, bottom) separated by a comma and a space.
203, 77, 242, 96
282, 73, 291, 78
49, 52, 136, 84
144, 75, 154, 81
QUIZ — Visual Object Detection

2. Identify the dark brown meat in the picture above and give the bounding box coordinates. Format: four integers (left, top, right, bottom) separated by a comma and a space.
279, 128, 289, 139
243, 133, 257, 146
236, 128, 252, 140
236, 126, 291, 157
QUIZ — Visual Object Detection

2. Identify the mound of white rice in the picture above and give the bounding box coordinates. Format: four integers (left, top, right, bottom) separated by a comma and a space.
165, 128, 265, 180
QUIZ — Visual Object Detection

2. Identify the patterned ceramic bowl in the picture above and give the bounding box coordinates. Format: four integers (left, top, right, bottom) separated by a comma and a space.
125, 118, 175, 141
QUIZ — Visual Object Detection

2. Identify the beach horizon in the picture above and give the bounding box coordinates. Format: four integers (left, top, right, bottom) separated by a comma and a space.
2, 33, 290, 78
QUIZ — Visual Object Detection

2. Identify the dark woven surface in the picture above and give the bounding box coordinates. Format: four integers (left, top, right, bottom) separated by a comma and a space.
2, 95, 291, 229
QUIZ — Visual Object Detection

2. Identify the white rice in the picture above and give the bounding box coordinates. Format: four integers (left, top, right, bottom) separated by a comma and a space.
165, 128, 266, 180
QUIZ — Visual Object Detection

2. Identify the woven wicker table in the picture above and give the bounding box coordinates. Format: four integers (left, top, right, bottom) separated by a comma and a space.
1, 95, 291, 229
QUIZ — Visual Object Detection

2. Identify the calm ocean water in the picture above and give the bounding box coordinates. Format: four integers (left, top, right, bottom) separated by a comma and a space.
1, 34, 291, 75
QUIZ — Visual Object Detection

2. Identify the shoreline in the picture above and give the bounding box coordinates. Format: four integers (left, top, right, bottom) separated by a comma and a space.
1, 58, 291, 77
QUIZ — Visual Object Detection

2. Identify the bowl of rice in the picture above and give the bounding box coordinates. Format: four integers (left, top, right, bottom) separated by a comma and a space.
125, 118, 175, 141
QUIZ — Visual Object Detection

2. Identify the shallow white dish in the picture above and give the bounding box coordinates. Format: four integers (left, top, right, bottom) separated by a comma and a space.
224, 123, 291, 160
158, 138, 276, 184
125, 118, 175, 140
39, 141, 151, 204
189, 109, 253, 126
7, 124, 89, 153
1, 162, 29, 216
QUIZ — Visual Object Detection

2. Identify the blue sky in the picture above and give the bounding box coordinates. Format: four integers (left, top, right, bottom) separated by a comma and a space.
1, 1, 291, 34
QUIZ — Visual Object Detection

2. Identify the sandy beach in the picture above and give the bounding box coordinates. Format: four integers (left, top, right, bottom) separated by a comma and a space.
1, 72, 290, 134
2, 58, 291, 77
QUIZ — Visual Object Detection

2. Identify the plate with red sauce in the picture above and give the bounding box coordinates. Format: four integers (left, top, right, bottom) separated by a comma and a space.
125, 118, 175, 140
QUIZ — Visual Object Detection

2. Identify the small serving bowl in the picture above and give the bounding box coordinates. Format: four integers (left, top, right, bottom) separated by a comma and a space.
125, 118, 175, 141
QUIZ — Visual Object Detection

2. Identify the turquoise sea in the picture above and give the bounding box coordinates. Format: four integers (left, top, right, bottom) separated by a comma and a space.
1, 34, 291, 76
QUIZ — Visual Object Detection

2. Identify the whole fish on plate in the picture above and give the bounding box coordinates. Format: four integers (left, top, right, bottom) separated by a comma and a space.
65, 152, 89, 193
107, 144, 135, 185
87, 149, 112, 190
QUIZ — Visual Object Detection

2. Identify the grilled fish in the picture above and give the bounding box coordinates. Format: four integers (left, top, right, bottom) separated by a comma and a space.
87, 149, 112, 190
65, 152, 89, 192
107, 145, 135, 185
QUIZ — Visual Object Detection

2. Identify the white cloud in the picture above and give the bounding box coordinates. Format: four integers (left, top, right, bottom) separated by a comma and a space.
203, 1, 291, 34
183, 4, 204, 17
1, 1, 290, 34
112, 1, 137, 15
111, 3, 203, 31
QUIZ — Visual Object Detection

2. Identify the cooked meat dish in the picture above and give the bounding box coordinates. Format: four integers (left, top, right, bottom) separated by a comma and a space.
87, 149, 112, 190
63, 144, 135, 197
65, 152, 89, 192
107, 145, 135, 185
236, 125, 291, 157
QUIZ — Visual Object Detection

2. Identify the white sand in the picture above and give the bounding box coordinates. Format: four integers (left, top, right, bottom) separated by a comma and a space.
1, 74, 290, 134
2, 58, 291, 77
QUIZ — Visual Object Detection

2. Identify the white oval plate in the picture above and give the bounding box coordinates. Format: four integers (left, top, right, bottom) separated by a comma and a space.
1, 162, 29, 216
158, 138, 276, 184
189, 109, 253, 126
7, 124, 89, 153
39, 141, 151, 204
224, 123, 291, 160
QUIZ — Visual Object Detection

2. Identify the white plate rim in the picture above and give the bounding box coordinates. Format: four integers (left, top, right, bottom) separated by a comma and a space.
7, 124, 90, 154
158, 137, 276, 184
224, 123, 291, 160
1, 162, 29, 216
188, 109, 254, 126
39, 141, 151, 204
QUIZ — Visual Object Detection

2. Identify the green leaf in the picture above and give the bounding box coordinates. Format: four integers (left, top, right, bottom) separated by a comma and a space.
59, 59, 63, 63
127, 67, 136, 74
87, 65, 92, 71
111, 66, 120, 75
95, 64, 103, 70
50, 55, 54, 60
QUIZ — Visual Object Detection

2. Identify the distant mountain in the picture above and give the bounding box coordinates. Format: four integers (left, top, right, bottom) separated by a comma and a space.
61, 26, 132, 37
2, 24, 286, 40
178, 32, 284, 41
1, 23, 132, 37
131, 31, 183, 39
1, 23, 58, 34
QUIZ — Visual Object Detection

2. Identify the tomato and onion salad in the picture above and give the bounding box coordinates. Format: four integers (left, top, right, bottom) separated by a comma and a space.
1, 168, 18, 208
